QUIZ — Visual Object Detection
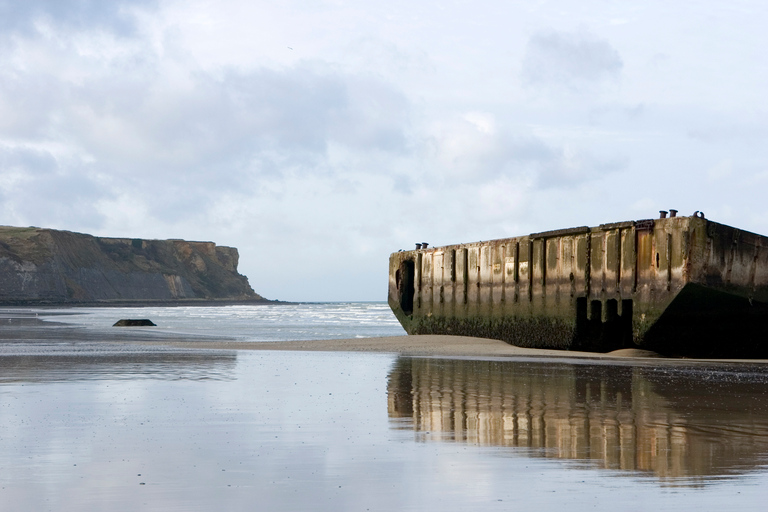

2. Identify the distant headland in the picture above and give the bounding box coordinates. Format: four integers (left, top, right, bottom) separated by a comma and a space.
0, 225, 271, 305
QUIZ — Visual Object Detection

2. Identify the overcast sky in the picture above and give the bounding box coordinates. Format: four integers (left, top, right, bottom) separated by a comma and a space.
1, 1, 767, 301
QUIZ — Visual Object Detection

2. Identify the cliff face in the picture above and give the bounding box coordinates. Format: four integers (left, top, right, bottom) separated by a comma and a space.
0, 226, 266, 304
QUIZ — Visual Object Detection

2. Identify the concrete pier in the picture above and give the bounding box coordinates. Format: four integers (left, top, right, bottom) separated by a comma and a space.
388, 215, 768, 357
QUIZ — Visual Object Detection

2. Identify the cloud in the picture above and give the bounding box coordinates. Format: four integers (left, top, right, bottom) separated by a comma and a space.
0, 22, 412, 224
687, 120, 768, 144
521, 30, 623, 91
0, 0, 155, 37
707, 160, 734, 182
2, 1, 767, 301
0, 143, 109, 228
425, 112, 625, 189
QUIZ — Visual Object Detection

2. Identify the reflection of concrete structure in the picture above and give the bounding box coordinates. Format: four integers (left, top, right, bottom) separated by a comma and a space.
389, 215, 768, 357
388, 358, 768, 480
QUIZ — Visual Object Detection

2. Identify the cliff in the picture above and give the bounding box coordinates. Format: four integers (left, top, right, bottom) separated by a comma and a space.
0, 226, 267, 304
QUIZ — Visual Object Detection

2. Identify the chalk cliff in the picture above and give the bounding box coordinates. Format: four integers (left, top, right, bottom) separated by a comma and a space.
0, 226, 267, 304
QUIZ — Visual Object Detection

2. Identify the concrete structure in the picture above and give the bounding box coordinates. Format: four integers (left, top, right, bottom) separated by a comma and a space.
388, 214, 768, 357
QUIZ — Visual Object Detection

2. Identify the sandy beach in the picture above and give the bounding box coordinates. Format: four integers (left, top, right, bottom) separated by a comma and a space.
146, 334, 666, 359
139, 334, 768, 366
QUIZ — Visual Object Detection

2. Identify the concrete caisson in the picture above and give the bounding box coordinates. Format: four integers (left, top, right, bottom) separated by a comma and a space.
388, 216, 768, 357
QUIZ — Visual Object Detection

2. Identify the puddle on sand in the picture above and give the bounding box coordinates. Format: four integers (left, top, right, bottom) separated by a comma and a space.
388, 357, 768, 484
0, 349, 237, 382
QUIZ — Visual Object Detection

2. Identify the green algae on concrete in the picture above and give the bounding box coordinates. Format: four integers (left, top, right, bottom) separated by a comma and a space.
389, 215, 768, 358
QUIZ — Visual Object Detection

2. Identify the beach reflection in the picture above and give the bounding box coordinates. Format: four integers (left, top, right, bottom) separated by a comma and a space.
0, 349, 237, 382
388, 357, 768, 481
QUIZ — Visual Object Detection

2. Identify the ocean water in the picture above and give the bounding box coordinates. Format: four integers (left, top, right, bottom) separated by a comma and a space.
1, 304, 768, 511
0, 303, 406, 361
35, 302, 407, 341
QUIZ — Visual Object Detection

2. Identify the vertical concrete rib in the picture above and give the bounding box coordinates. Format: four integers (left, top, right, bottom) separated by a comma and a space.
616, 229, 622, 290
416, 252, 423, 311
462, 248, 469, 305
585, 232, 592, 299
528, 240, 534, 302
513, 242, 520, 303
666, 233, 672, 291
501, 244, 507, 303
632, 227, 639, 293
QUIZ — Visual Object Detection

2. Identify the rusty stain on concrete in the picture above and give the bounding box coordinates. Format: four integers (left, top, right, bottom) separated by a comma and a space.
388, 215, 768, 358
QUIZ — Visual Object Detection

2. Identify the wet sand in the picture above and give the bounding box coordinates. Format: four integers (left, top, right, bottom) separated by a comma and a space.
139, 335, 768, 365
4, 308, 768, 509
143, 335, 668, 359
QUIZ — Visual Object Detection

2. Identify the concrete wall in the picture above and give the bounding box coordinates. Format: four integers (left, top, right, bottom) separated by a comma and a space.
389, 216, 768, 356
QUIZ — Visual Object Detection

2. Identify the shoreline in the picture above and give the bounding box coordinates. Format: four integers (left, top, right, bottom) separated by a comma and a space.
131, 335, 768, 365
0, 299, 288, 308
2, 306, 767, 365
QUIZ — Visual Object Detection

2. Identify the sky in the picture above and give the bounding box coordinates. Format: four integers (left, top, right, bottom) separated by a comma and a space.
1, 0, 767, 302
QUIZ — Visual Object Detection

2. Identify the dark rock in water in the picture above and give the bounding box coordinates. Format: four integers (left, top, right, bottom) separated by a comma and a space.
113, 319, 157, 327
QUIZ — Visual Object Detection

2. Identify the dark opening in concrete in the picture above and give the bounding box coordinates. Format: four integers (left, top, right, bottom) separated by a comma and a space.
573, 298, 634, 352
397, 259, 415, 316
590, 300, 602, 324
621, 299, 634, 347
576, 297, 588, 337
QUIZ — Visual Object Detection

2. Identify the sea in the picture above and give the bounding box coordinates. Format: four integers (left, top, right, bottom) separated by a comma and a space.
1, 303, 768, 511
